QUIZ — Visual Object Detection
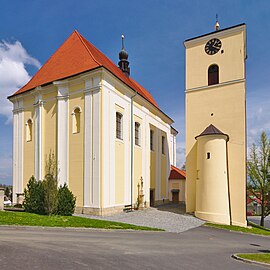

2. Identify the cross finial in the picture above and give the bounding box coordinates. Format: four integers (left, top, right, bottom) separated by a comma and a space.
215, 14, 220, 31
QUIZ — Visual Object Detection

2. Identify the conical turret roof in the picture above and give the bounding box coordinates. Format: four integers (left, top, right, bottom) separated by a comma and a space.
195, 124, 229, 140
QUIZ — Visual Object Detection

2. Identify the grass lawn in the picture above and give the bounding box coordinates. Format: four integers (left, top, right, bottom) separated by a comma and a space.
205, 222, 270, 236
0, 211, 162, 231
237, 253, 270, 264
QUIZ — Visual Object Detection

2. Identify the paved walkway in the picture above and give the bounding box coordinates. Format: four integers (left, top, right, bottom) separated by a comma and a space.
75, 204, 204, 233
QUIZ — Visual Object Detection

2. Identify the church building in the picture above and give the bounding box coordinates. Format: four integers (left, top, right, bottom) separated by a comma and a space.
184, 23, 247, 226
8, 31, 176, 215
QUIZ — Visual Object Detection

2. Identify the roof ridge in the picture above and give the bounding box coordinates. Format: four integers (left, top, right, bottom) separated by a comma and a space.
75, 30, 101, 66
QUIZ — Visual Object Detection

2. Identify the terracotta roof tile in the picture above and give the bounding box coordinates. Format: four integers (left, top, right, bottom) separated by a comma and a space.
10, 30, 159, 108
169, 165, 186, 180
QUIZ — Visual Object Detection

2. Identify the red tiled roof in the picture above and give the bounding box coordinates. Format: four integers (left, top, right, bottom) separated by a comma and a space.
169, 165, 186, 180
10, 30, 159, 108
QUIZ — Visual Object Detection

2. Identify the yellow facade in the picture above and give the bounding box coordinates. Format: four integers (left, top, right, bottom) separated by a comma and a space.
161, 131, 167, 198
23, 96, 35, 189
185, 24, 247, 226
115, 140, 125, 205
68, 93, 85, 207
42, 90, 57, 177
196, 135, 230, 224
11, 66, 173, 215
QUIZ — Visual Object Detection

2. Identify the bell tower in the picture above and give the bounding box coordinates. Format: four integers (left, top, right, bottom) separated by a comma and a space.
184, 23, 247, 226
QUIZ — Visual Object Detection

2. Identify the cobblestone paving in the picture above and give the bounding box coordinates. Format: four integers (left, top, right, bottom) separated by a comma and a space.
75, 204, 205, 233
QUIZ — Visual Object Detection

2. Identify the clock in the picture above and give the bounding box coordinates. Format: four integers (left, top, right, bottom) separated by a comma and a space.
205, 38, 222, 55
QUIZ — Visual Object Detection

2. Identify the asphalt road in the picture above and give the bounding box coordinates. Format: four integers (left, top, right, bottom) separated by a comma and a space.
0, 226, 269, 270
248, 215, 270, 229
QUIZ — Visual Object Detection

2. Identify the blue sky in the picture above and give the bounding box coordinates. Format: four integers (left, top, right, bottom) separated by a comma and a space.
1, 0, 270, 185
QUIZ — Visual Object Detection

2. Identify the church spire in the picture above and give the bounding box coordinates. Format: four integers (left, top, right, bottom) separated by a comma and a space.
215, 14, 220, 31
118, 34, 130, 77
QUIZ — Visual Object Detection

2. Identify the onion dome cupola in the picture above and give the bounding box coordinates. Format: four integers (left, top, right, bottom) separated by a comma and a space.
118, 34, 130, 77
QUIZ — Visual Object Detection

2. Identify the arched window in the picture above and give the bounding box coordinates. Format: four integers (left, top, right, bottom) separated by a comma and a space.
208, 64, 219, 86
135, 122, 140, 146
116, 112, 123, 140
26, 119, 33, 142
72, 107, 81, 134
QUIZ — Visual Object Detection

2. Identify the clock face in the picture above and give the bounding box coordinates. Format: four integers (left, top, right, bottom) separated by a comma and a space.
205, 38, 222, 55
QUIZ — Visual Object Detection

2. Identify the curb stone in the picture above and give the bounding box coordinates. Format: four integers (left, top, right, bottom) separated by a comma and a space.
232, 254, 270, 269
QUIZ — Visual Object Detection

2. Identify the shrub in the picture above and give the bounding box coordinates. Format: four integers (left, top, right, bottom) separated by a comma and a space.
56, 183, 76, 216
24, 176, 45, 214
42, 174, 58, 215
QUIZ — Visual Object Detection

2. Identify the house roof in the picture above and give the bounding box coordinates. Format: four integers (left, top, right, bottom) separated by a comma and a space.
195, 124, 229, 140
9, 30, 159, 109
169, 165, 186, 180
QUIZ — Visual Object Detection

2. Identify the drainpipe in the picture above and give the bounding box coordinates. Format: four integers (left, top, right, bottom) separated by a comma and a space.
130, 91, 137, 209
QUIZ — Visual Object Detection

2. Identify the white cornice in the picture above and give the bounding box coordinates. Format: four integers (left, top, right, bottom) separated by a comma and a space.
184, 24, 246, 48
186, 78, 245, 93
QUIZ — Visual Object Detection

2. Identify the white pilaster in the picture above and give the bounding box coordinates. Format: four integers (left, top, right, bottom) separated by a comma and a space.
55, 81, 69, 186
102, 85, 111, 207
34, 94, 43, 180
156, 128, 161, 200
83, 79, 93, 207
12, 100, 24, 203
143, 112, 150, 204
92, 87, 101, 208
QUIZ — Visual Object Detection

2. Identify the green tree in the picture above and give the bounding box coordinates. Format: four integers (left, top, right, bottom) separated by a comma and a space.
43, 151, 58, 215
247, 131, 270, 226
24, 176, 45, 214
56, 183, 76, 216
42, 174, 58, 215
45, 151, 57, 179
4, 187, 10, 199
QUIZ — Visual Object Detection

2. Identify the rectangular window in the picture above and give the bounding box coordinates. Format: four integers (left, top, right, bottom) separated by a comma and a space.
116, 112, 123, 140
135, 122, 140, 146
150, 130, 154, 151
162, 136, 165, 154
207, 152, 210, 159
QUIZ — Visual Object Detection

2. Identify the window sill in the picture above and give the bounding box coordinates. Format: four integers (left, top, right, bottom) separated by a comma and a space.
115, 138, 124, 143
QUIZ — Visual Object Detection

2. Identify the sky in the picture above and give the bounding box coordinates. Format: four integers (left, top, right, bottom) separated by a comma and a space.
1, 0, 270, 185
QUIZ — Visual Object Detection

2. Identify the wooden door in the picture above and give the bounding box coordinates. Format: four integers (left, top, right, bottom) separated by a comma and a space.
172, 192, 179, 203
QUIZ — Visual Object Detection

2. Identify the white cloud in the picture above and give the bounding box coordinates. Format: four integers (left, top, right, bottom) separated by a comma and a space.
0, 40, 41, 123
